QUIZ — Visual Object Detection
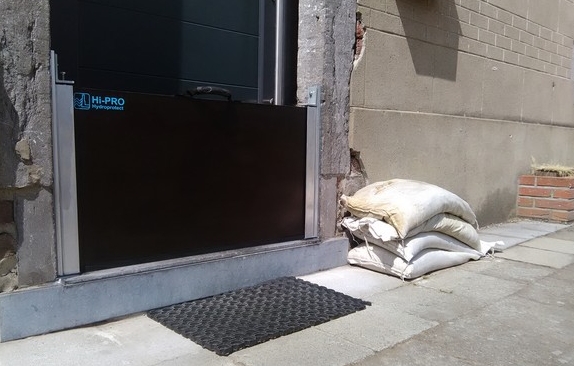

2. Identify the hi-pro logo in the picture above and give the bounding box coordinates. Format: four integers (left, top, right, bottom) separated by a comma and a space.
74, 92, 126, 111
74, 93, 91, 110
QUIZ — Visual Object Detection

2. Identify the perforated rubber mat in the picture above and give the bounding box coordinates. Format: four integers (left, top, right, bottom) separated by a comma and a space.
147, 276, 371, 355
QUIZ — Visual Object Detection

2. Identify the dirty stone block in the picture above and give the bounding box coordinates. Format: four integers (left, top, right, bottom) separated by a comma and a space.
319, 176, 338, 238
0, 253, 17, 276
14, 138, 31, 162
15, 164, 43, 188
15, 188, 56, 286
0, 271, 18, 292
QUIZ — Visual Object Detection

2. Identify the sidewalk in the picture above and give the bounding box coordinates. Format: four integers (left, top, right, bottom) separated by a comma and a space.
1, 219, 573, 366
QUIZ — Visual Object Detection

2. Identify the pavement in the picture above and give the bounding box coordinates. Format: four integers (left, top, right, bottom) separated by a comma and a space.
1, 219, 573, 366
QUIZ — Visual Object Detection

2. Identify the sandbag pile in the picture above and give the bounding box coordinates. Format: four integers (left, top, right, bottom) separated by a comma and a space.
341, 179, 501, 280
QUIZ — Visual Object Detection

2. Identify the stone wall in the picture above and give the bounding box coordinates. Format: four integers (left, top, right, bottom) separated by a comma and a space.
0, 0, 56, 291
298, 0, 357, 237
350, 0, 574, 225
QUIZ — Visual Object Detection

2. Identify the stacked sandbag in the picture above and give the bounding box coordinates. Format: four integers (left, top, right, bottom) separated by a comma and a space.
341, 179, 501, 280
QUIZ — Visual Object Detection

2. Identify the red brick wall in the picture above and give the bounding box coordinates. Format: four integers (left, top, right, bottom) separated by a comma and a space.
517, 175, 574, 222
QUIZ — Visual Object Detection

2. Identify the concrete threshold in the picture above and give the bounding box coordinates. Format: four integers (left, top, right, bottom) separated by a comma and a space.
0, 237, 349, 342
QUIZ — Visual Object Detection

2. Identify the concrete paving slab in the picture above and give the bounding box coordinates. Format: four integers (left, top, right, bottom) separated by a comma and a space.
350, 336, 483, 366
516, 276, 574, 308
412, 267, 524, 305
230, 327, 374, 366
510, 220, 569, 233
367, 284, 483, 322
478, 221, 568, 247
353, 295, 574, 366
520, 236, 574, 254
547, 225, 574, 241
299, 265, 404, 299
0, 315, 223, 366
315, 301, 438, 352
153, 354, 237, 366
461, 256, 555, 284
550, 263, 574, 282
479, 226, 543, 240
477, 233, 526, 249
502, 220, 567, 232
2, 219, 571, 366
497, 245, 574, 268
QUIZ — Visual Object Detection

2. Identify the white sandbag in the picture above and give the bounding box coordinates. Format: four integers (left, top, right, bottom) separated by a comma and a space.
380, 232, 483, 262
347, 243, 481, 280
341, 215, 497, 258
340, 179, 478, 238
407, 213, 480, 248
398, 214, 497, 255
342, 213, 479, 248
341, 216, 401, 243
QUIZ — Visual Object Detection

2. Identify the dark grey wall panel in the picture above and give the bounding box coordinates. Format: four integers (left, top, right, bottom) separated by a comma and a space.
52, 0, 260, 99
78, 1, 258, 96
85, 0, 259, 35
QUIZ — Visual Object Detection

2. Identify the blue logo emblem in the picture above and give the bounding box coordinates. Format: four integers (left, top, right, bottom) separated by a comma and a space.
73, 92, 125, 111
74, 93, 91, 110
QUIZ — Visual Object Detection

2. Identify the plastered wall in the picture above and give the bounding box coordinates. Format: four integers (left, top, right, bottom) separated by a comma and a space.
0, 0, 55, 290
350, 0, 574, 225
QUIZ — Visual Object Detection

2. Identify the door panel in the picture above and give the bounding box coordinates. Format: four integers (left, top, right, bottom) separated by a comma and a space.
74, 89, 307, 271
53, 0, 260, 99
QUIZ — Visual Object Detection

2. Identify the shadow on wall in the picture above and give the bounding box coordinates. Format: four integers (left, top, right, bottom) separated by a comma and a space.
0, 46, 19, 189
396, 0, 460, 81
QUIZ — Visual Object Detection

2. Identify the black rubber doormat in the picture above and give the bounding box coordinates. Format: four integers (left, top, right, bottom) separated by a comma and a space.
148, 276, 371, 356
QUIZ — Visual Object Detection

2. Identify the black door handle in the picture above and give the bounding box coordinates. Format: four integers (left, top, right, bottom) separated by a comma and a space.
187, 86, 232, 101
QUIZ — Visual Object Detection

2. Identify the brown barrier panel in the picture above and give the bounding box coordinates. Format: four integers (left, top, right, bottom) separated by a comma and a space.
74, 89, 306, 271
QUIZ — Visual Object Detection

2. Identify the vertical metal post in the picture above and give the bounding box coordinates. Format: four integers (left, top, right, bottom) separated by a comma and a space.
305, 86, 320, 238
51, 51, 80, 276
257, 0, 266, 104
274, 0, 286, 105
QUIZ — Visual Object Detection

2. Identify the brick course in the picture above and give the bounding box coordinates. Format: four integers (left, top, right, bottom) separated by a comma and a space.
517, 175, 574, 222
